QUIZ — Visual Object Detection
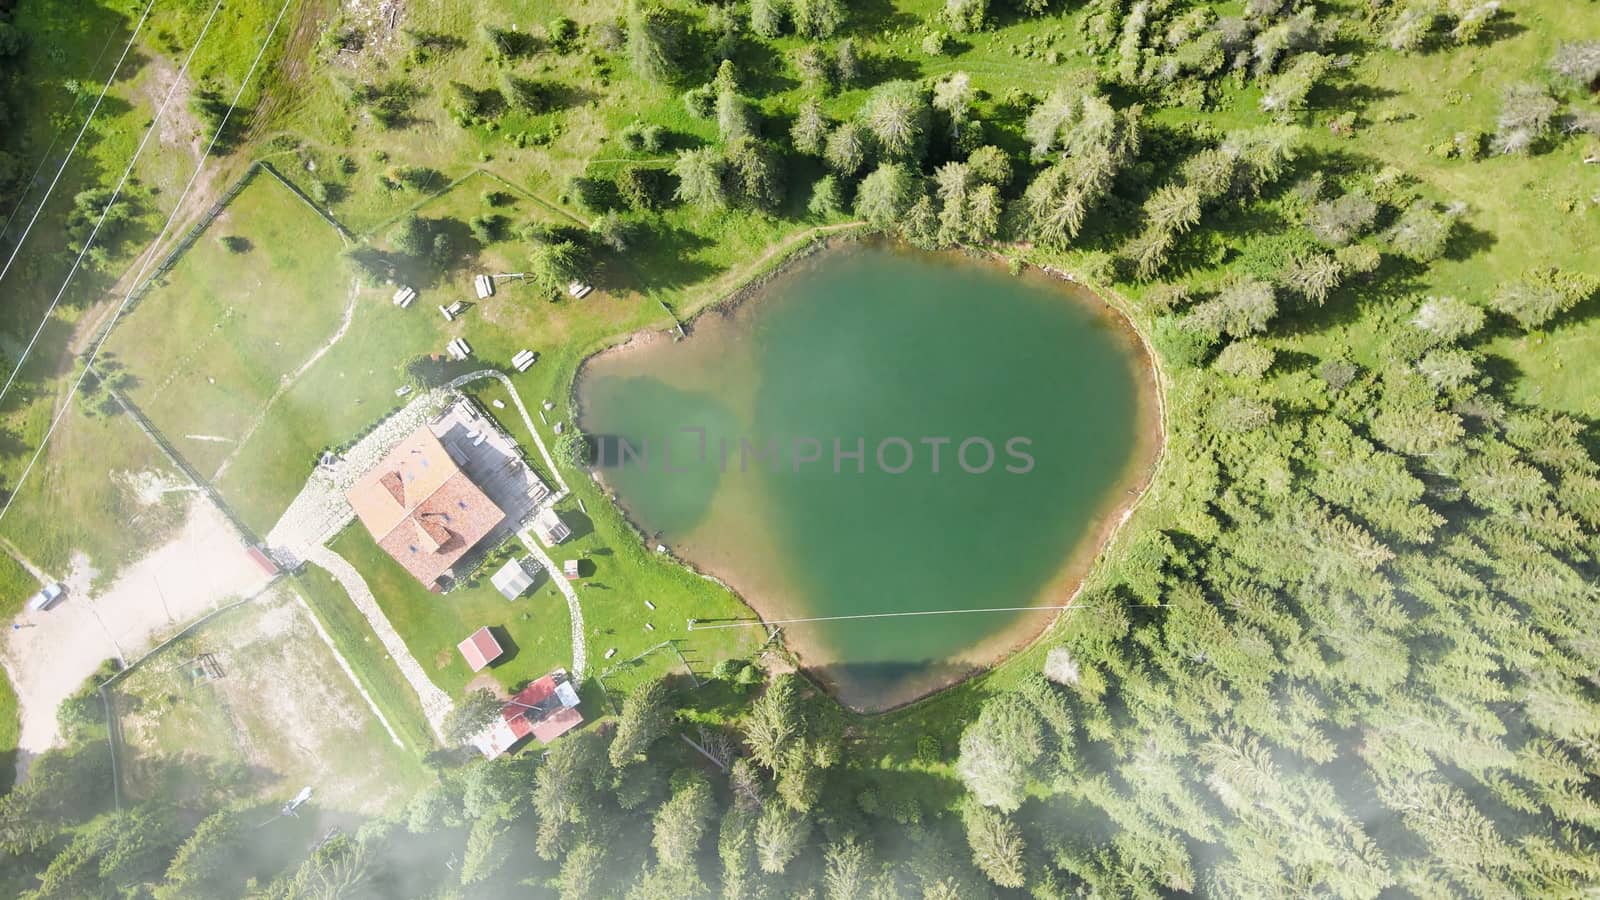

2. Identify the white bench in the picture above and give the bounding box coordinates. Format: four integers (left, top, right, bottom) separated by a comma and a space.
392, 286, 416, 307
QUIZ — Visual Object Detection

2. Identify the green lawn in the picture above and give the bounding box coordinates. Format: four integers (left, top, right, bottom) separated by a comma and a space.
112, 588, 426, 814
291, 565, 436, 755
326, 524, 574, 696
0, 551, 33, 792
105, 175, 353, 476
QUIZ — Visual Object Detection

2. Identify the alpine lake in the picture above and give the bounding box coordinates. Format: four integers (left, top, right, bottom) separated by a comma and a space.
578, 243, 1158, 711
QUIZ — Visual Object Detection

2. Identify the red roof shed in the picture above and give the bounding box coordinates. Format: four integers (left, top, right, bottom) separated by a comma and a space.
456, 626, 504, 672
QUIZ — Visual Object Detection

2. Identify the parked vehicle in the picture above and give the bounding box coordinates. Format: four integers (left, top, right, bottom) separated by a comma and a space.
26, 582, 65, 612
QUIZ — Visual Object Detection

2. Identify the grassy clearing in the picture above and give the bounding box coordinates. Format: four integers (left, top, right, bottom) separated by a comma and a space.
291, 565, 435, 755
113, 585, 426, 814
327, 523, 573, 697
0, 551, 33, 791
1, 404, 189, 584
105, 175, 352, 476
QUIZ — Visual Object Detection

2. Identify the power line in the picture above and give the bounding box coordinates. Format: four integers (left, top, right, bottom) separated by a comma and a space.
687, 601, 1176, 630
0, 0, 158, 286
688, 605, 1076, 630
0, 0, 298, 527
0, 0, 217, 412
0, 26, 125, 243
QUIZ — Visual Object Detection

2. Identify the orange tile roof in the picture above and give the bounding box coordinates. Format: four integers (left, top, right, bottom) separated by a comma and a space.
346, 426, 507, 589
347, 428, 460, 538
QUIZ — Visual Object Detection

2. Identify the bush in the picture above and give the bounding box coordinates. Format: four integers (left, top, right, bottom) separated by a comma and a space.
617, 166, 669, 211
548, 16, 578, 51
620, 122, 664, 153
1152, 314, 1218, 368
682, 84, 716, 119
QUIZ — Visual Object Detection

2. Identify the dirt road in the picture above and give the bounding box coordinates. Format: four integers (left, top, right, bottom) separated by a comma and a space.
0, 497, 271, 782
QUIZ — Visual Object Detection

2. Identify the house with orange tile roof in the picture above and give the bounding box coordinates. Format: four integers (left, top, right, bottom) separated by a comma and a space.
346, 425, 507, 591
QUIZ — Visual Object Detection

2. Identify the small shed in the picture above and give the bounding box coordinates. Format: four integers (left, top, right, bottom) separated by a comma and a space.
533, 508, 571, 547
563, 559, 580, 580
456, 626, 504, 672
491, 558, 536, 601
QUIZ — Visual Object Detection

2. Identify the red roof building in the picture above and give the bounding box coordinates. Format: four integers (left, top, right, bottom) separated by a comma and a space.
456, 626, 504, 672
345, 426, 506, 590
471, 669, 583, 759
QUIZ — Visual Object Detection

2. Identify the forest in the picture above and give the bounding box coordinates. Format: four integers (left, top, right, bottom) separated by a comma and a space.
0, 0, 1598, 897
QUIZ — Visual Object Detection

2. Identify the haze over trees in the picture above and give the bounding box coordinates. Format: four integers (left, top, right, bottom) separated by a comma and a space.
1, 0, 1599, 896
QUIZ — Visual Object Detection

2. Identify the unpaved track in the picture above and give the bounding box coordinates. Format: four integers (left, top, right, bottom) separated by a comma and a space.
214, 277, 361, 480
0, 498, 271, 783
303, 545, 453, 739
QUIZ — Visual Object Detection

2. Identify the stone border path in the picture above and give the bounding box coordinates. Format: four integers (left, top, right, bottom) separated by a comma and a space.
265, 368, 589, 742
517, 528, 585, 678
304, 545, 453, 739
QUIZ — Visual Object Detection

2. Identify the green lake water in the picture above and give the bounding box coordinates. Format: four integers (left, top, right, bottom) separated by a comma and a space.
578, 245, 1152, 709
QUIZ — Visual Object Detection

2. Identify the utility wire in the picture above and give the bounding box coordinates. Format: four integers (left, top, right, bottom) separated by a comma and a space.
687, 602, 1175, 630
0, 0, 158, 287
0, 26, 124, 244
0, 0, 223, 411
0, 0, 297, 526
689, 605, 1075, 630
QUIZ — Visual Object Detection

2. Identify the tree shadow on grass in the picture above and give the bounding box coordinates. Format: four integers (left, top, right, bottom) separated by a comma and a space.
848, 0, 922, 35
488, 625, 521, 670
619, 224, 719, 293
1443, 217, 1497, 262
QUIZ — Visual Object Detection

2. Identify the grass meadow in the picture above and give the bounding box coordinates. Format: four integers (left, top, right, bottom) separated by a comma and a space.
105, 175, 353, 476
111, 587, 426, 814
2, 0, 1596, 794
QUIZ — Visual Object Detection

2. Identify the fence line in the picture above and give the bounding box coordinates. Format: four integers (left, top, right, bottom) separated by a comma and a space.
101, 382, 264, 547
99, 594, 260, 809
257, 160, 354, 240
362, 166, 487, 238
93, 157, 355, 346
595, 639, 701, 715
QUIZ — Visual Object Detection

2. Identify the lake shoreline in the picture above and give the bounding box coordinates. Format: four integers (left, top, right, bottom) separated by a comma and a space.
572, 239, 1165, 714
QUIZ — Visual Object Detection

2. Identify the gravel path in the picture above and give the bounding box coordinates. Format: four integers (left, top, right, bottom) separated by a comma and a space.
517, 528, 586, 678
265, 369, 495, 568
264, 368, 586, 737
304, 544, 453, 738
